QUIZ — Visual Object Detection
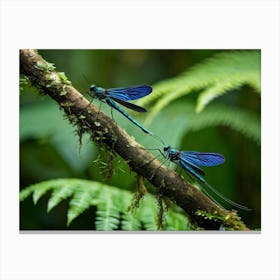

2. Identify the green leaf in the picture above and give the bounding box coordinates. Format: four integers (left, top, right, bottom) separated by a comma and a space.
20, 178, 191, 230
135, 196, 158, 230
137, 50, 260, 122
187, 103, 260, 145
20, 102, 96, 172
121, 212, 142, 230
47, 185, 74, 212
165, 209, 191, 230
67, 184, 100, 226
20, 185, 35, 201
94, 186, 121, 230
141, 101, 260, 148
32, 183, 51, 204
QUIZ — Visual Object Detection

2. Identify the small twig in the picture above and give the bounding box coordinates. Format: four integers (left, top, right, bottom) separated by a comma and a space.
19, 49, 250, 230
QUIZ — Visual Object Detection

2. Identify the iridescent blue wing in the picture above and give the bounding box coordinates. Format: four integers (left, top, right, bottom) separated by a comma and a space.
178, 151, 224, 182
179, 159, 206, 183
109, 97, 147, 112
107, 85, 152, 101
180, 157, 250, 210
180, 151, 225, 167
179, 151, 250, 211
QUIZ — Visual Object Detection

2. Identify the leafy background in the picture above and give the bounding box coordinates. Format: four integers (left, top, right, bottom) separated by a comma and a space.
20, 50, 261, 230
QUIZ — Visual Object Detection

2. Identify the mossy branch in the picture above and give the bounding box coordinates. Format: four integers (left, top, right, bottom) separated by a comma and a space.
20, 49, 250, 230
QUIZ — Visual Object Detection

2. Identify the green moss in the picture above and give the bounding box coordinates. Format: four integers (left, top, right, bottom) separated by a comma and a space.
58, 72, 72, 85
35, 61, 56, 72
195, 209, 249, 230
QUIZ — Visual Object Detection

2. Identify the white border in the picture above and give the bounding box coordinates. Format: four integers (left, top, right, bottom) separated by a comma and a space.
1, 0, 280, 279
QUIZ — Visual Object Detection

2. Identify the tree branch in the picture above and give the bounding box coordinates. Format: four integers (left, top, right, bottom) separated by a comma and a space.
20, 49, 249, 230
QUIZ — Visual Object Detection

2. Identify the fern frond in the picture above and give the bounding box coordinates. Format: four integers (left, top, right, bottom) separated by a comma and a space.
165, 210, 191, 230
67, 184, 100, 226
20, 185, 35, 201
186, 103, 261, 145
121, 212, 142, 230
32, 183, 52, 204
95, 187, 121, 230
135, 196, 159, 230
138, 50, 260, 122
47, 185, 74, 213
20, 178, 191, 230
147, 101, 260, 145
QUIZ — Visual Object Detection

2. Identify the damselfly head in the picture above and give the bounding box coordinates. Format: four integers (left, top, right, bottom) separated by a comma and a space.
89, 84, 96, 91
163, 145, 170, 152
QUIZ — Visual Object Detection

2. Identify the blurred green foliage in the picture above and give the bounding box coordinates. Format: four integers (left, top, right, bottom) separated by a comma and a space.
20, 50, 260, 230
20, 179, 191, 230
